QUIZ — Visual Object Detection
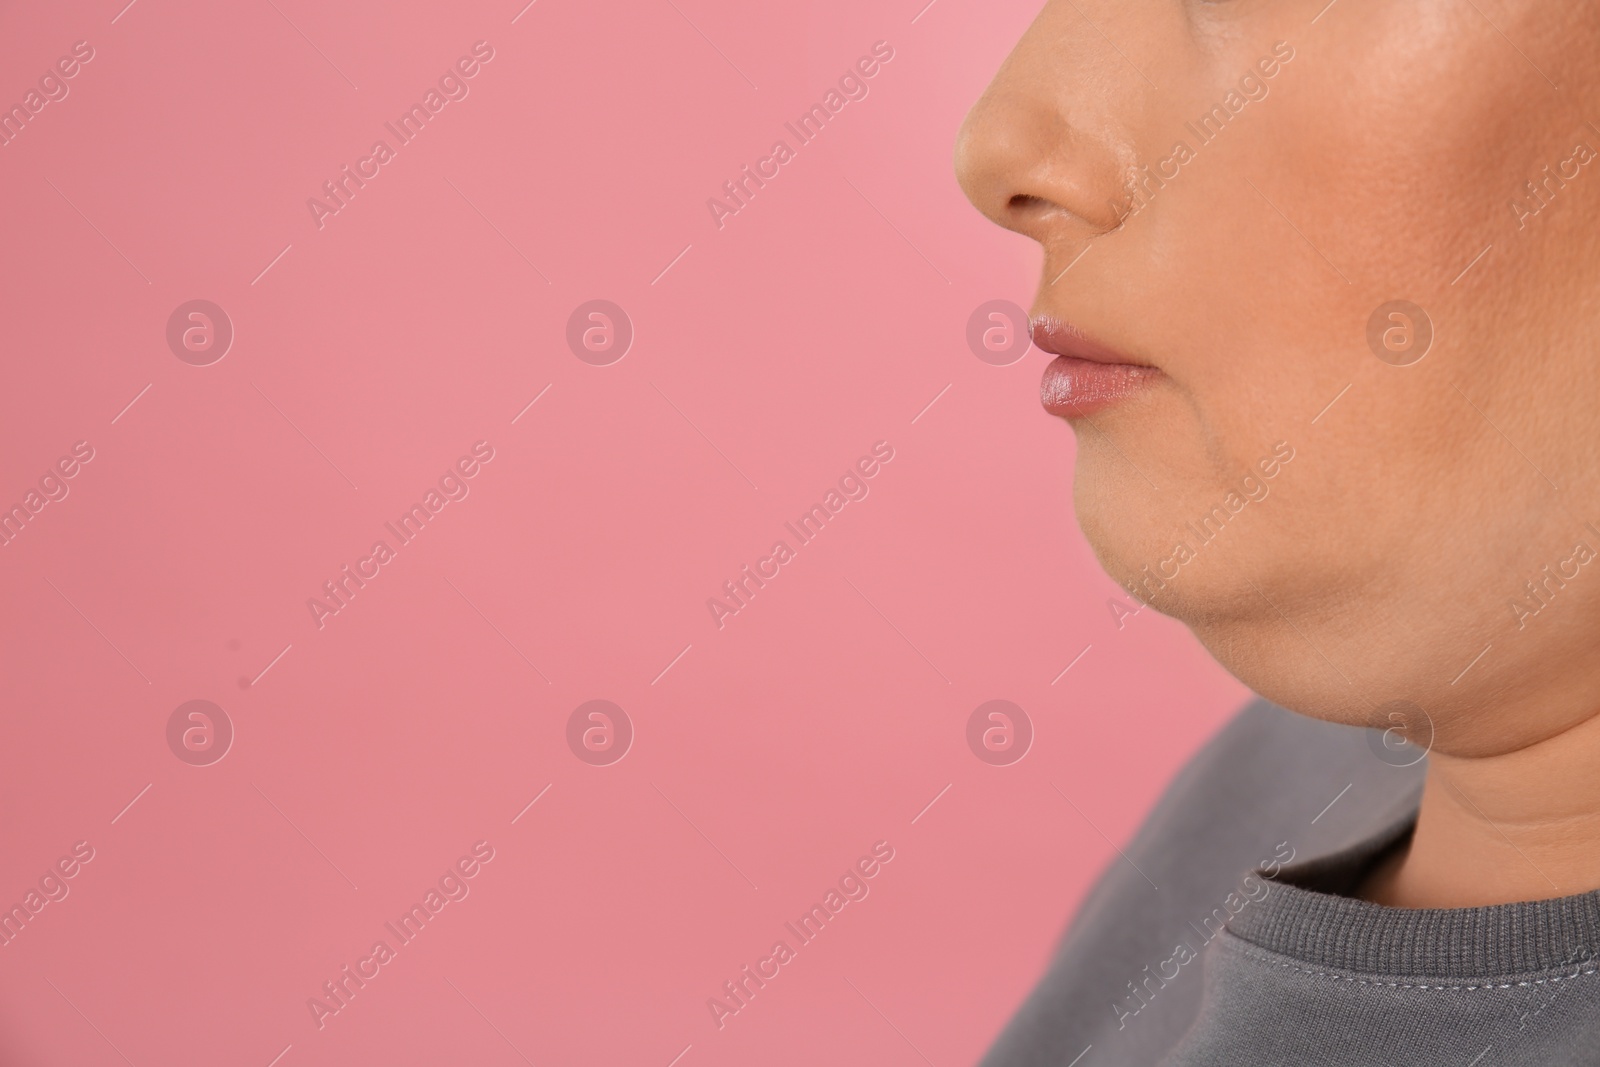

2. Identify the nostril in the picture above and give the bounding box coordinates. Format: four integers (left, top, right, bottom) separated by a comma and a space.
1007, 193, 1060, 222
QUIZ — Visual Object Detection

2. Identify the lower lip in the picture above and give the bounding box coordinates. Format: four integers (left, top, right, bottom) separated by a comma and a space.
1039, 355, 1158, 417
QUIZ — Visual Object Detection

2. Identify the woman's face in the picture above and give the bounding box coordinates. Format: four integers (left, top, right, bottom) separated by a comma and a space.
956, 0, 1600, 755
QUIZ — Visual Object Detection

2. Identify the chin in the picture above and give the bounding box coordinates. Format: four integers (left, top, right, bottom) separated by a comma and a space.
1071, 457, 1377, 728
1071, 452, 1240, 618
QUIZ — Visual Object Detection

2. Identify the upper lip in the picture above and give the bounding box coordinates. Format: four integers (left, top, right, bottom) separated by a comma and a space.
1029, 315, 1154, 368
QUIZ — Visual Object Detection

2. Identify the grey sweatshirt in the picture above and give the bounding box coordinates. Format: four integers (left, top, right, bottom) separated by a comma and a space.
977, 700, 1600, 1066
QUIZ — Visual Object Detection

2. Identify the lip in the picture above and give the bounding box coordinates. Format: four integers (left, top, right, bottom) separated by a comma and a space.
1030, 316, 1159, 418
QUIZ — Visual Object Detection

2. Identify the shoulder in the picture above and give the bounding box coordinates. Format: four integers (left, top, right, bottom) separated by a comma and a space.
978, 699, 1424, 1067
1096, 699, 1423, 917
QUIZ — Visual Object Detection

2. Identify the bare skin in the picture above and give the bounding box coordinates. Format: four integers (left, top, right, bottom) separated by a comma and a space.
1363, 711, 1600, 907
955, 0, 1600, 909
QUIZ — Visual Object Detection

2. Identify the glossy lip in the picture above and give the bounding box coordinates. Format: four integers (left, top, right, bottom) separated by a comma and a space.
1029, 316, 1153, 367
1030, 315, 1160, 418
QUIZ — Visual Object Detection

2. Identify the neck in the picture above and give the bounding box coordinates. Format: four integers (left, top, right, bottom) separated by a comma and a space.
1361, 708, 1600, 908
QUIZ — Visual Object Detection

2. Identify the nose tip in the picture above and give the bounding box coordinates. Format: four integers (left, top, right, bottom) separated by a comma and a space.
956, 86, 1124, 244
954, 91, 1046, 231
954, 22, 1137, 249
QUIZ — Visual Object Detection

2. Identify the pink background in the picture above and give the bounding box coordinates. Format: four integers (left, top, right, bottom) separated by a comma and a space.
0, 1, 1247, 1063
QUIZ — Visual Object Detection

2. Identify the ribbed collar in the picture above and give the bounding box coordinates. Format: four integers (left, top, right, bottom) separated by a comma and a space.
1228, 809, 1600, 978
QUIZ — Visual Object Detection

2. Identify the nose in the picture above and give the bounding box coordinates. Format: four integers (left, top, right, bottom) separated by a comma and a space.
954, 9, 1138, 249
